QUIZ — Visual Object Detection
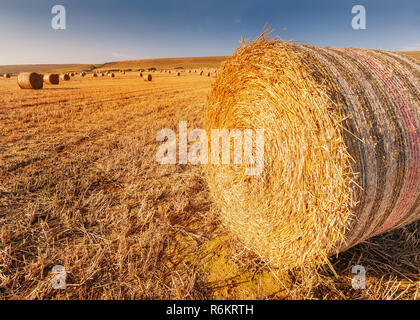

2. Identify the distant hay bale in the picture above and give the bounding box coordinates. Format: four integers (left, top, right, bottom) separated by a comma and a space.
81, 72, 86, 77
199, 70, 203, 76
43, 73, 59, 85
108, 73, 115, 78
205, 35, 420, 271
60, 74, 70, 81
143, 74, 152, 81
3, 73, 11, 78
139, 72, 143, 77
17, 72, 43, 90
100, 73, 105, 77
177, 72, 181, 76
92, 73, 98, 78
70, 73, 75, 77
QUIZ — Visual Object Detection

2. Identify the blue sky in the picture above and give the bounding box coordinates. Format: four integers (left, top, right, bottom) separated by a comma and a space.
0, 0, 419, 65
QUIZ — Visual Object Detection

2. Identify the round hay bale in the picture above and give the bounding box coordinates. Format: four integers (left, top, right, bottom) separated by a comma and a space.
3, 73, 11, 78
199, 70, 203, 76
139, 72, 143, 77
143, 74, 152, 81
60, 74, 70, 81
100, 73, 105, 77
108, 73, 115, 78
81, 72, 86, 77
205, 35, 420, 271
177, 72, 181, 76
207, 72, 211, 77
43, 73, 59, 85
92, 73, 98, 78
17, 72, 43, 90
70, 73, 75, 77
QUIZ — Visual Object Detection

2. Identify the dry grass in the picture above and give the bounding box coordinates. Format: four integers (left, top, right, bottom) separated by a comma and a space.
0, 69, 418, 300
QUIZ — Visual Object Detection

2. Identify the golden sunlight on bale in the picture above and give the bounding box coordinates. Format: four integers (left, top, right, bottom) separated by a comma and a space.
3, 73, 11, 78
17, 72, 43, 90
43, 73, 59, 85
143, 74, 152, 81
204, 34, 420, 271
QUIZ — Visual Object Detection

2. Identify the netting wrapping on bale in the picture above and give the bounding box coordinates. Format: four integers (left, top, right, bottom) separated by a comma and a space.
204, 34, 420, 271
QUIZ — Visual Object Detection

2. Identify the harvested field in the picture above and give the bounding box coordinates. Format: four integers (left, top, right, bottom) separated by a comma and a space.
0, 62, 419, 300
400, 51, 420, 63
0, 64, 91, 75
98, 56, 227, 72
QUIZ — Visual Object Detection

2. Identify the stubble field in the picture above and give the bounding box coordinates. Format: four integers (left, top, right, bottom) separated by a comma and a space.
0, 66, 419, 299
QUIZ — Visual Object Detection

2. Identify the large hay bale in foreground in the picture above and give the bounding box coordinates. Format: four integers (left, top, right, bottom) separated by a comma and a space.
143, 74, 152, 81
205, 35, 420, 271
43, 73, 59, 85
17, 72, 43, 90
